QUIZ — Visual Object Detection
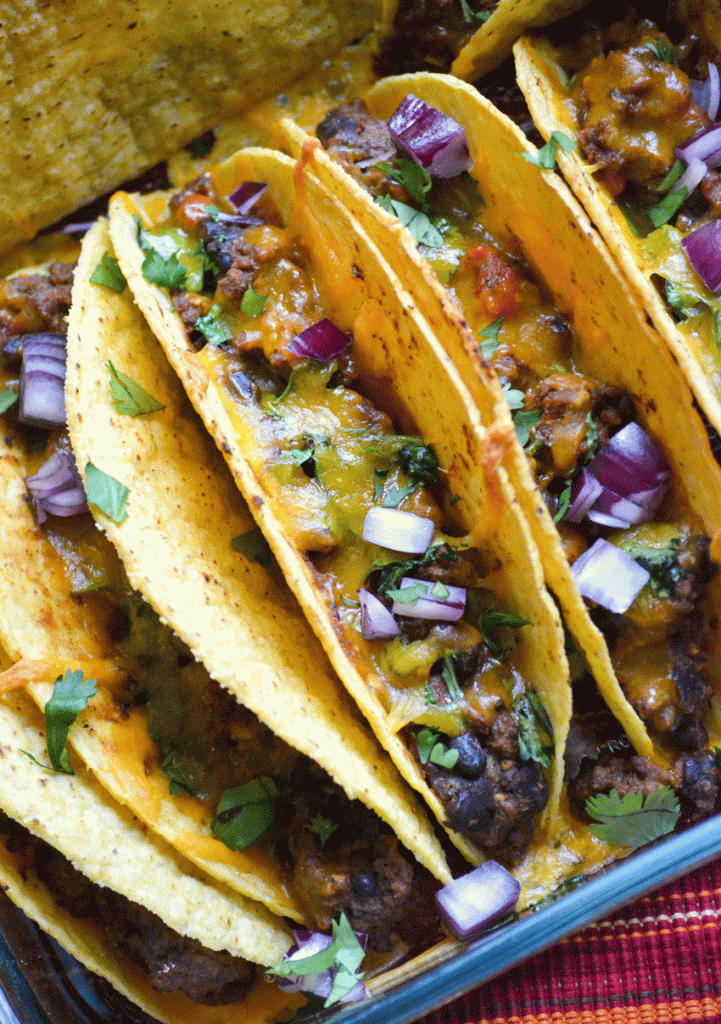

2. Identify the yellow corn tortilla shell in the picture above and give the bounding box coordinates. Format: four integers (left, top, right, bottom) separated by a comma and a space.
514, 35, 721, 440
66, 218, 452, 889
0, 690, 301, 1024
450, 0, 593, 79
282, 71, 721, 765
0, 0, 381, 256
108, 147, 571, 870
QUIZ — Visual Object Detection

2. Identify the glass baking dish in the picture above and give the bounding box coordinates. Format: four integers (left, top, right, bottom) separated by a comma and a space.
2, 812, 721, 1024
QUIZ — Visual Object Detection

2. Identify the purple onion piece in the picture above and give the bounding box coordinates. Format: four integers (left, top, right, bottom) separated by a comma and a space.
708, 63, 721, 121
589, 487, 648, 527
388, 95, 472, 180
587, 422, 669, 495
361, 506, 434, 554
435, 862, 520, 942
25, 452, 88, 521
18, 372, 66, 429
571, 539, 650, 614
565, 468, 603, 523
227, 181, 268, 214
358, 589, 400, 640
62, 221, 95, 236
681, 219, 721, 292
391, 576, 465, 622
676, 121, 721, 164
287, 319, 351, 363
215, 211, 264, 226
671, 156, 708, 196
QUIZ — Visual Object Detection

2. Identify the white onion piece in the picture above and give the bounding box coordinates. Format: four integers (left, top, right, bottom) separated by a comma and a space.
358, 589, 400, 640
391, 576, 465, 621
565, 468, 603, 523
707, 62, 720, 121
435, 861, 520, 942
676, 121, 721, 164
571, 539, 650, 614
362, 506, 434, 553
388, 95, 472, 180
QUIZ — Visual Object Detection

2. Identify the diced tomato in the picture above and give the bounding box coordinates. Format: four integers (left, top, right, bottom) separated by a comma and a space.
174, 194, 215, 231
464, 245, 519, 319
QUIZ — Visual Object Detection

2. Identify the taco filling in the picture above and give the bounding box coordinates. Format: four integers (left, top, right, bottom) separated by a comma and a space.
307, 92, 720, 806
0, 260, 428, 952
134, 172, 555, 868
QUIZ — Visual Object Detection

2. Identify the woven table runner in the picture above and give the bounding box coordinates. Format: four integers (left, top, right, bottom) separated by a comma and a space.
420, 860, 721, 1024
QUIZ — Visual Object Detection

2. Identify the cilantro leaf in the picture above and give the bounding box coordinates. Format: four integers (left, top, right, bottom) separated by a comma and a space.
268, 913, 366, 1009
106, 361, 165, 416
441, 657, 463, 700
502, 381, 525, 410
460, 0, 491, 22
478, 317, 503, 359
429, 742, 459, 769
372, 543, 458, 596
424, 684, 437, 706
270, 367, 298, 410
382, 480, 417, 508
554, 479, 573, 523
195, 305, 232, 347
159, 749, 196, 796
84, 462, 129, 524
648, 187, 688, 228
375, 195, 444, 246
584, 412, 601, 461
308, 814, 338, 846
0, 389, 18, 414
397, 440, 439, 486
141, 249, 187, 288
231, 527, 274, 568
89, 252, 127, 293
664, 279, 693, 318
415, 726, 439, 764
384, 581, 428, 605
623, 537, 680, 598
513, 408, 541, 448
376, 157, 432, 210
658, 159, 684, 192
646, 39, 676, 65
522, 131, 575, 170
513, 692, 554, 767
211, 776, 279, 851
45, 669, 97, 774
373, 468, 389, 501
479, 610, 529, 658
586, 787, 680, 848
241, 284, 267, 317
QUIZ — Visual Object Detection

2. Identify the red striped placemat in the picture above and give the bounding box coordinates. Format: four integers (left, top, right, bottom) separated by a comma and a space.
419, 860, 721, 1024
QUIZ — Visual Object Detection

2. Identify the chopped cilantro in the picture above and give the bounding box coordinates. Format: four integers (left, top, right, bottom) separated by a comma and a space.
284, 444, 315, 467
195, 305, 232, 346
241, 284, 267, 317
449, 494, 461, 506
0, 389, 18, 414
382, 480, 417, 508
431, 582, 449, 598
502, 381, 525, 410
584, 412, 601, 461
522, 131, 575, 170
106, 361, 165, 416
623, 537, 680, 598
397, 440, 439, 486
460, 0, 491, 22
375, 194, 444, 247
424, 684, 437, 706
340, 594, 361, 609
44, 669, 97, 774
479, 609, 529, 658
658, 159, 684, 192
140, 249, 187, 288
646, 40, 676, 65
159, 749, 196, 796
513, 408, 541, 448
231, 527, 274, 568
308, 814, 338, 846
478, 317, 503, 360
554, 479, 573, 523
648, 187, 688, 229
441, 657, 463, 700
271, 367, 298, 410
664, 279, 692, 319
373, 468, 389, 501
205, 204, 220, 221
384, 581, 428, 605
211, 776, 279, 851
513, 692, 554, 767
586, 787, 680, 848
89, 252, 127, 293
268, 913, 366, 1009
414, 727, 459, 769
373, 543, 458, 596
84, 462, 129, 524
377, 157, 432, 210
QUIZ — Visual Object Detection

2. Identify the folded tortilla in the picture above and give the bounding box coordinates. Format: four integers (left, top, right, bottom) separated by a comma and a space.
108, 146, 573, 873
0, 0, 381, 255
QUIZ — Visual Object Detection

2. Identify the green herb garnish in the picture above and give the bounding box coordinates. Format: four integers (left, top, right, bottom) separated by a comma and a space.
241, 284, 267, 318
44, 669, 97, 774
375, 195, 444, 247
268, 913, 366, 1009
513, 408, 542, 448
384, 582, 428, 605
441, 657, 463, 700
478, 317, 503, 359
140, 249, 187, 288
84, 462, 129, 524
106, 361, 165, 416
89, 252, 127, 293
397, 440, 439, 486
646, 39, 676, 65
513, 692, 554, 767
231, 527, 274, 568
308, 815, 338, 846
522, 131, 575, 170
211, 776, 279, 851
195, 305, 232, 346
586, 787, 680, 848
0, 389, 18, 414
376, 157, 432, 210
460, 0, 491, 22
373, 543, 458, 596
479, 610, 529, 658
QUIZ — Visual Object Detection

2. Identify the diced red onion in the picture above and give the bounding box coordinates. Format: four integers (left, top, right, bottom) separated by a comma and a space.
626, 482, 667, 517
570, 539, 650, 614
586, 487, 648, 529
388, 95, 472, 180
706, 146, 721, 169
62, 221, 95, 236
676, 121, 721, 164
391, 576, 465, 622
356, 147, 396, 170
227, 181, 268, 214
25, 452, 88, 523
681, 219, 721, 292
587, 422, 669, 495
215, 211, 263, 226
18, 333, 67, 429
564, 468, 603, 523
287, 319, 351, 363
671, 155, 708, 195
435, 862, 520, 942
275, 929, 368, 1003
362, 507, 434, 554
691, 63, 721, 121
358, 589, 400, 640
